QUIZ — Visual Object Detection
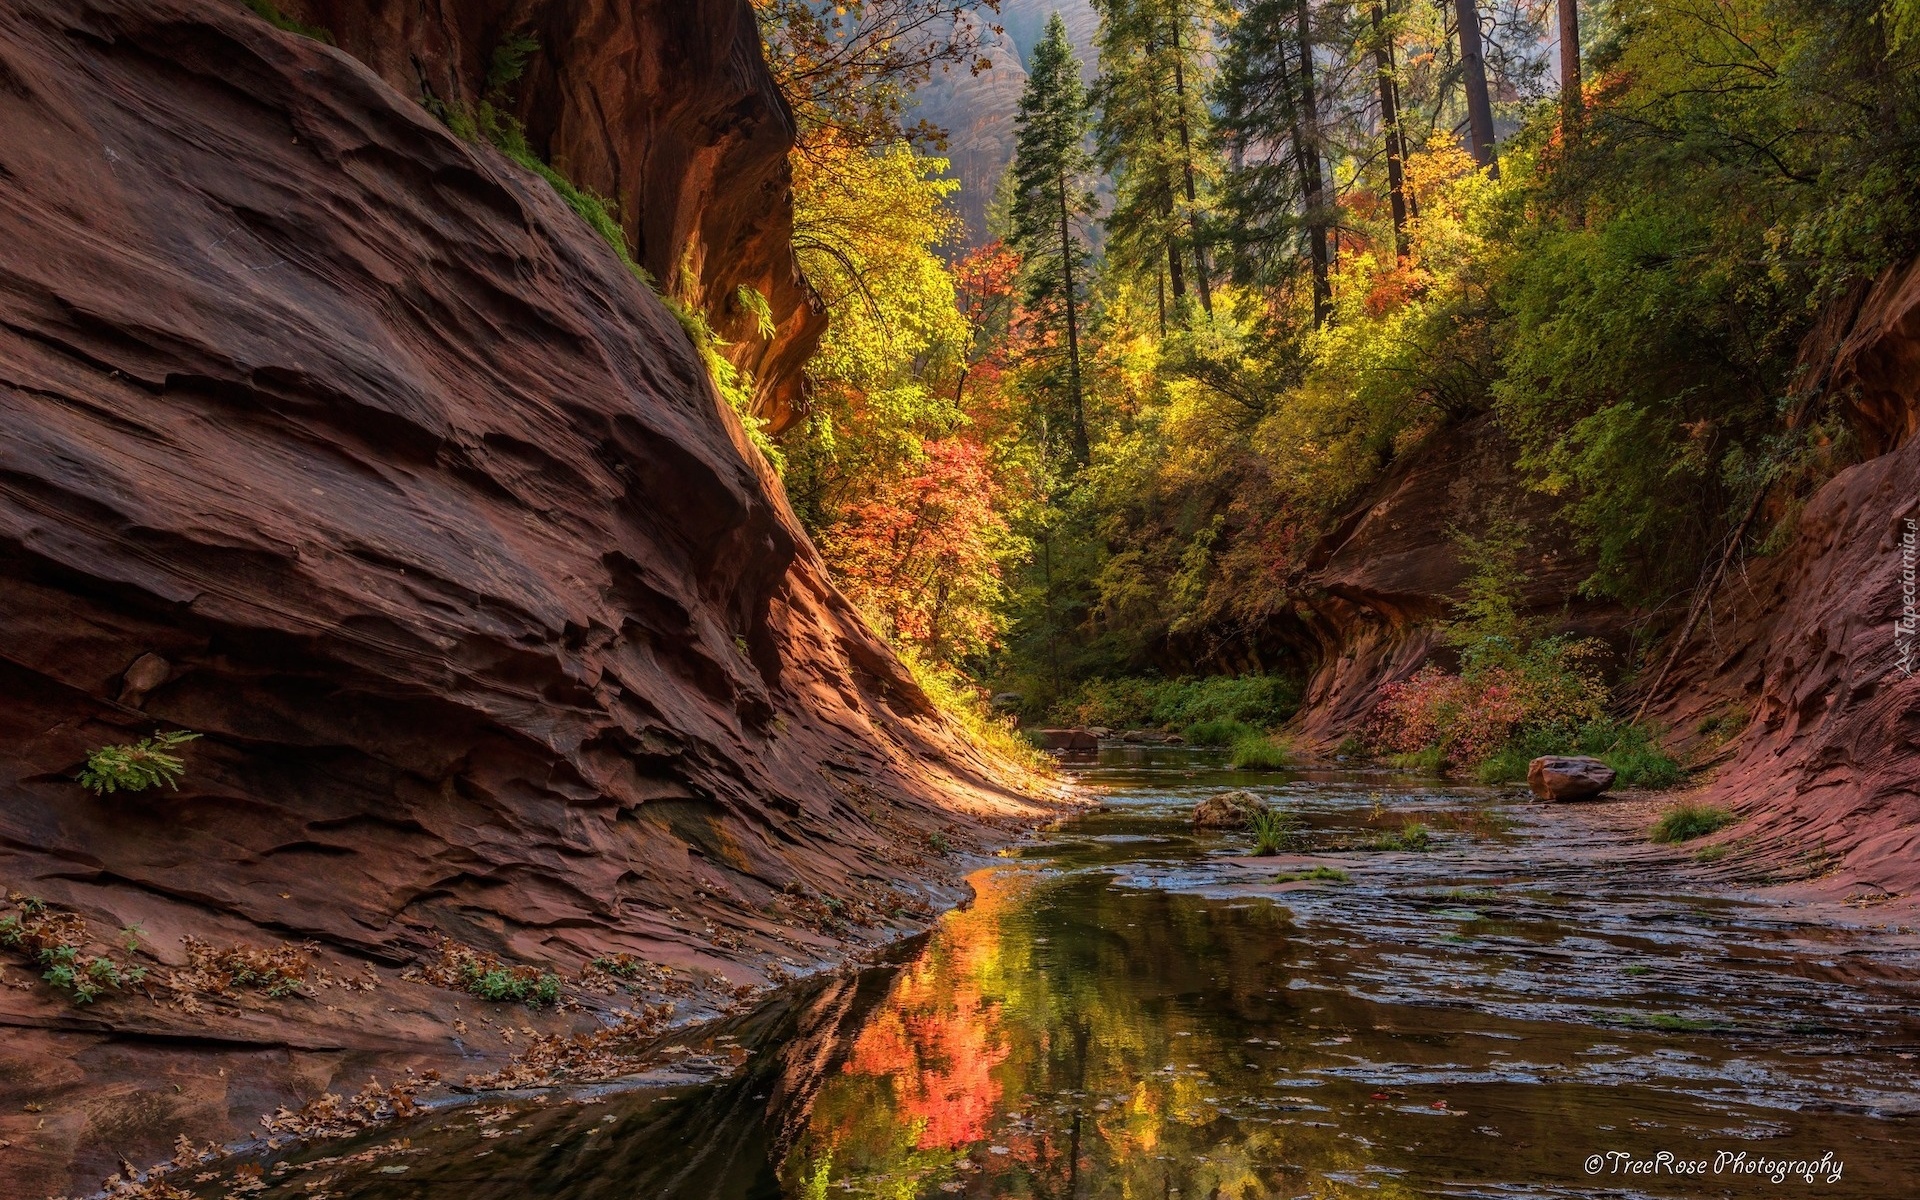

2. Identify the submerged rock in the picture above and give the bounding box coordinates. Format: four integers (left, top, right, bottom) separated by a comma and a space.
1192, 790, 1270, 828
1528, 756, 1618, 800
1034, 728, 1099, 751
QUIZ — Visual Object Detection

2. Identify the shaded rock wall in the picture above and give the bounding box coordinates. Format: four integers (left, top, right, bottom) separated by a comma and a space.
280, 0, 826, 432
1645, 257, 1920, 899
0, 1, 1060, 1189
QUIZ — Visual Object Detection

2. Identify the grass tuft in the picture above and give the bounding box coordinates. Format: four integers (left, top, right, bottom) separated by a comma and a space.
1270, 866, 1350, 884
1183, 718, 1259, 747
1650, 803, 1736, 844
1247, 809, 1303, 855
1228, 734, 1291, 770
1374, 821, 1433, 852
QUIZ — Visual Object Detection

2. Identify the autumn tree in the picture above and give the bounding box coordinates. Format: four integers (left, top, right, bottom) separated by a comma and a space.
1009, 13, 1096, 465
752, 0, 1005, 150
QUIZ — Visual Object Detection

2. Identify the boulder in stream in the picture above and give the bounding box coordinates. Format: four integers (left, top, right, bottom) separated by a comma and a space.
1192, 790, 1270, 828
1528, 755, 1618, 800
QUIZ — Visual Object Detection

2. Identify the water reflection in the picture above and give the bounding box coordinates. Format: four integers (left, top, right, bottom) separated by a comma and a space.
200, 760, 1920, 1199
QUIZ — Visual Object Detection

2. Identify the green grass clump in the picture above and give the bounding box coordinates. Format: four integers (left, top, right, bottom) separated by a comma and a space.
904, 652, 1054, 776
1651, 803, 1736, 844
1247, 809, 1304, 855
1271, 866, 1349, 884
1183, 718, 1259, 746
78, 730, 201, 795
1229, 734, 1291, 769
1375, 821, 1433, 852
1383, 746, 1445, 774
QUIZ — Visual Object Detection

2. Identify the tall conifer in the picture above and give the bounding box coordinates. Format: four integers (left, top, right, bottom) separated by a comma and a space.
1010, 13, 1096, 465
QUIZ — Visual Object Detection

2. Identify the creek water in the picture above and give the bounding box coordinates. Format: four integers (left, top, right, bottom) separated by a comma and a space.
211, 751, 1920, 1198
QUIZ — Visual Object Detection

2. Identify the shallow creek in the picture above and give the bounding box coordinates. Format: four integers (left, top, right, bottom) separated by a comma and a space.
201, 751, 1920, 1198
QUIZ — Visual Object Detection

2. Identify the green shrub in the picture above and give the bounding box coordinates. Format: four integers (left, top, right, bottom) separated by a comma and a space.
1472, 720, 1685, 789
0, 898, 145, 1004
1154, 675, 1302, 728
903, 652, 1054, 775
464, 963, 561, 1005
1383, 746, 1445, 774
1183, 718, 1259, 746
1334, 734, 1367, 758
1375, 821, 1433, 852
1229, 734, 1291, 770
77, 730, 201, 795
1044, 674, 1303, 731
1651, 803, 1736, 844
1247, 809, 1303, 855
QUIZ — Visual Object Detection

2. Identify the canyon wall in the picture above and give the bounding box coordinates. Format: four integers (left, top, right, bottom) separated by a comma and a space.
280, 0, 826, 432
0, 1, 1057, 1191
1642, 258, 1920, 900
1288, 261, 1920, 903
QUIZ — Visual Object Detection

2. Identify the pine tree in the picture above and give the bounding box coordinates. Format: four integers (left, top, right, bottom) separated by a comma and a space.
1214, 0, 1335, 324
1094, 0, 1219, 325
1010, 13, 1096, 465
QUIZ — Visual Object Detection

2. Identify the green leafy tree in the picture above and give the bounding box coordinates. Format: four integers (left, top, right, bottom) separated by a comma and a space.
1010, 13, 1097, 466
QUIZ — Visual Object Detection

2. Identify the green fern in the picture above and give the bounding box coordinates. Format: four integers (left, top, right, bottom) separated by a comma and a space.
78, 730, 201, 795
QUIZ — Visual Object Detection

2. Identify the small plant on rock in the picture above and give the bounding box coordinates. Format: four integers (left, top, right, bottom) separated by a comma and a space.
419, 937, 563, 1007
1375, 821, 1433, 852
0, 894, 145, 1003
78, 730, 201, 795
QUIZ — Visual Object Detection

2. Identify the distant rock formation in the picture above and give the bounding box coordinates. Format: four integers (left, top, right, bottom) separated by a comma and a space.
914, 0, 1100, 243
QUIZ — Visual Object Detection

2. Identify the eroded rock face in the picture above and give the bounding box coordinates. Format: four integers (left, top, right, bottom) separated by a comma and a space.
278, 0, 825, 432
0, 1, 1058, 1188
1288, 414, 1628, 743
1527, 756, 1617, 801
1647, 256, 1920, 900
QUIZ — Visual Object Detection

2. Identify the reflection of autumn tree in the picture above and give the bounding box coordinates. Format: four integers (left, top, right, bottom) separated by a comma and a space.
780, 870, 1406, 1197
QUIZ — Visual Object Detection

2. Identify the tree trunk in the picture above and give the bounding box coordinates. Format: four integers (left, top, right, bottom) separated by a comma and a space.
1147, 38, 1187, 310
1293, 0, 1332, 325
1558, 0, 1582, 129
1455, 0, 1498, 176
1371, 3, 1410, 259
1057, 171, 1089, 463
1170, 13, 1213, 317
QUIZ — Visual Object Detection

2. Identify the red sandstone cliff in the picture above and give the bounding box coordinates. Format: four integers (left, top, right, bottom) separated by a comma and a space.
0, 1, 1059, 1192
1642, 258, 1920, 901
280, 0, 826, 432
